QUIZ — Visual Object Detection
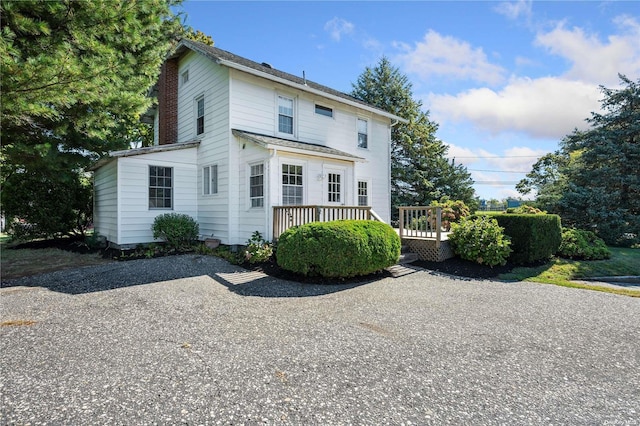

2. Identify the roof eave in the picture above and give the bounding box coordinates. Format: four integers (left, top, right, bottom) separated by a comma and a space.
218, 58, 406, 123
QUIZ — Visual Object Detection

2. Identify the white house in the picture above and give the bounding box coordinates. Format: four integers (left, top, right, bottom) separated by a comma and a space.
91, 39, 405, 248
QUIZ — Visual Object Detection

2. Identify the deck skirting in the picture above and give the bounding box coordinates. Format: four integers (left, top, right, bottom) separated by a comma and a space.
403, 238, 454, 262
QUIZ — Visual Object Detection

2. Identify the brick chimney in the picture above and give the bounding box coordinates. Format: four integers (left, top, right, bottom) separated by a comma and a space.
157, 58, 178, 145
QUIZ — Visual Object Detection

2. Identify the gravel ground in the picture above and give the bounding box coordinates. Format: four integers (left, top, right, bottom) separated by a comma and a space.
1, 255, 639, 425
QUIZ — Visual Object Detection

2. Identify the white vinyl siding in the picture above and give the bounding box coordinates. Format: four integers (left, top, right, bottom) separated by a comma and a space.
93, 160, 118, 243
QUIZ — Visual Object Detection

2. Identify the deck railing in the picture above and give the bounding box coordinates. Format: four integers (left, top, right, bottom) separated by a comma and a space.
273, 205, 375, 240
398, 206, 443, 247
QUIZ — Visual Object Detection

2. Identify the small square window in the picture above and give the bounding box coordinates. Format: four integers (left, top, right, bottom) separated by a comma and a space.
315, 104, 333, 117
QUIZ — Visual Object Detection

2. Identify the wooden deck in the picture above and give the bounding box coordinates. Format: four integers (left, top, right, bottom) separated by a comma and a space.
272, 205, 453, 262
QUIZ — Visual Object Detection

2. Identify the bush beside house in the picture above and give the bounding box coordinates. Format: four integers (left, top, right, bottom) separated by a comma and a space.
276, 220, 400, 278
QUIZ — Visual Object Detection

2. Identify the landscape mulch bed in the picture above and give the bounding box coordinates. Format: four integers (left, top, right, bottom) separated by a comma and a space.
7, 237, 519, 283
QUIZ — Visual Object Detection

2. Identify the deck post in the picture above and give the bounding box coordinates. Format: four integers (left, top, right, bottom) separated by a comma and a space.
435, 207, 442, 249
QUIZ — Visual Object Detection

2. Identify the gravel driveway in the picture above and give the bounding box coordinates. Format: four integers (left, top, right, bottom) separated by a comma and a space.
1, 255, 638, 425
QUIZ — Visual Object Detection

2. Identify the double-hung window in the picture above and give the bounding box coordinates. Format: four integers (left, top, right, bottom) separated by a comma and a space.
149, 166, 172, 209
278, 95, 294, 135
282, 164, 303, 205
357, 118, 368, 148
358, 181, 369, 206
250, 163, 264, 208
196, 96, 205, 135
203, 164, 218, 195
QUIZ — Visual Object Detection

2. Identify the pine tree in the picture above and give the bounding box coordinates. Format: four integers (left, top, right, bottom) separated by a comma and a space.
1, 0, 183, 239
351, 57, 475, 218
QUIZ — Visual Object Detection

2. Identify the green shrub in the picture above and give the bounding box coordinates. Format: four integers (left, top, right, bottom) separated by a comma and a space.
449, 216, 512, 267
151, 213, 199, 250
242, 231, 273, 264
430, 199, 471, 230
506, 205, 546, 214
492, 214, 562, 264
276, 220, 400, 278
558, 228, 611, 260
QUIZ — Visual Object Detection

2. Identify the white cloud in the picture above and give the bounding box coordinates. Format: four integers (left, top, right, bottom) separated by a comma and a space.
535, 15, 640, 85
429, 77, 601, 139
394, 30, 506, 85
494, 0, 533, 21
324, 17, 354, 42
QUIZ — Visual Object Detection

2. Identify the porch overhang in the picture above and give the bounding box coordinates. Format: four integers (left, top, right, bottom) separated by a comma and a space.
232, 129, 366, 163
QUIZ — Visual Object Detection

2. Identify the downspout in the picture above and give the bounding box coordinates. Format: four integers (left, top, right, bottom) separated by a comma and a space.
388, 119, 399, 223
267, 148, 277, 241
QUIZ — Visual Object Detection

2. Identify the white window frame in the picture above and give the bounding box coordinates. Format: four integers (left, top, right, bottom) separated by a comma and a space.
149, 165, 173, 210
357, 180, 369, 206
281, 162, 304, 206
196, 95, 205, 135
181, 69, 189, 86
315, 104, 333, 118
249, 162, 265, 208
277, 94, 295, 137
203, 164, 218, 195
357, 118, 368, 149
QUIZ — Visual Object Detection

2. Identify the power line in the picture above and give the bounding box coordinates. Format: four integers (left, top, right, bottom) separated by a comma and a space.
450, 155, 542, 159
468, 169, 527, 174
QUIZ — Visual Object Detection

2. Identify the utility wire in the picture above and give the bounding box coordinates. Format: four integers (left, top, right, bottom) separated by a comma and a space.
467, 169, 527, 173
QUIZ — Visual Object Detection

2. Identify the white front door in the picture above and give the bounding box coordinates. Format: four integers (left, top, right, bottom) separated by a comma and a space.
324, 166, 345, 205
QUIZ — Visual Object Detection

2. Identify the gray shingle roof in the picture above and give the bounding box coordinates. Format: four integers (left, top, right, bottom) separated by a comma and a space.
232, 129, 365, 162
176, 39, 404, 122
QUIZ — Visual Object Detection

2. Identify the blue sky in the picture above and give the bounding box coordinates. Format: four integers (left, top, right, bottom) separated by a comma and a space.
179, 1, 640, 201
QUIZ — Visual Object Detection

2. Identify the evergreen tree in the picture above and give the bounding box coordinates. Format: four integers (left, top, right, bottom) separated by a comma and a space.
558, 75, 640, 245
1, 0, 183, 239
518, 75, 639, 245
351, 57, 475, 217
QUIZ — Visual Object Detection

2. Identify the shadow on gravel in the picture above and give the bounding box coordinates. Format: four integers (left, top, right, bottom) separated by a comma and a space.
1, 255, 384, 298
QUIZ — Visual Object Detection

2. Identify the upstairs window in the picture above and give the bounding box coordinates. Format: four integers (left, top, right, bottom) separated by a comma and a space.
282, 164, 303, 205
278, 95, 294, 135
357, 118, 368, 149
203, 164, 218, 195
149, 166, 172, 209
181, 70, 189, 85
250, 163, 264, 208
315, 104, 333, 118
196, 96, 204, 135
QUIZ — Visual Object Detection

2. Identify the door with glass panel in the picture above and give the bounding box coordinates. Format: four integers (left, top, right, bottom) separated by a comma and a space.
324, 167, 345, 206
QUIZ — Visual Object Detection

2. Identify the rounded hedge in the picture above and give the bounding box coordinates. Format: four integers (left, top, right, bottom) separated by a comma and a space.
276, 220, 401, 278
558, 228, 611, 260
151, 213, 199, 249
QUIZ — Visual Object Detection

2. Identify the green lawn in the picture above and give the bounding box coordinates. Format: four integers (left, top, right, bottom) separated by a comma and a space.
498, 247, 640, 297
